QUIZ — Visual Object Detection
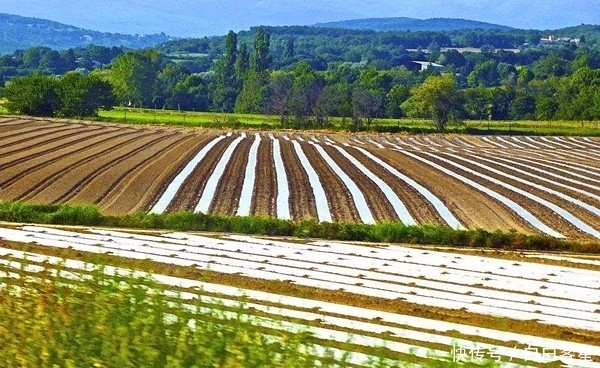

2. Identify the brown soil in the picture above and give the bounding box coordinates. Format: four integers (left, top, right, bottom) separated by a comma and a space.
0, 126, 123, 188
278, 136, 318, 221
417, 151, 591, 239
368, 148, 536, 234
1, 128, 151, 201
460, 152, 600, 207
301, 141, 360, 223
321, 144, 398, 222
0, 122, 81, 156
0, 117, 598, 239
66, 132, 187, 206
102, 131, 213, 214
166, 135, 233, 212
210, 135, 254, 216
27, 131, 165, 204
343, 145, 444, 225
250, 134, 277, 217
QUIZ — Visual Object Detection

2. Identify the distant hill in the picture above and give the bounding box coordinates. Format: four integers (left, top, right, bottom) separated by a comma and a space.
313, 17, 513, 32
0, 13, 173, 54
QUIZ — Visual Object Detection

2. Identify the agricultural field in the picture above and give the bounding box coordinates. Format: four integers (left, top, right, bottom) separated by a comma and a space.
1, 116, 599, 240
1, 225, 600, 366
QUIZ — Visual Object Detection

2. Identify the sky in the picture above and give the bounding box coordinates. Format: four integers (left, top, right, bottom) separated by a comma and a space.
0, 0, 597, 37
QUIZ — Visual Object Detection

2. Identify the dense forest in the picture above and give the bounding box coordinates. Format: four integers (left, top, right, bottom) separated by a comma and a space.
1, 24, 600, 127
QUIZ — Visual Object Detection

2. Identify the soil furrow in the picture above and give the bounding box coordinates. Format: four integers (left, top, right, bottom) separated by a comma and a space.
278, 138, 317, 221
368, 148, 536, 234
343, 145, 444, 225
417, 152, 591, 239
67, 133, 188, 206
301, 142, 360, 223
27, 132, 166, 204
479, 151, 600, 192
463, 152, 600, 208
210, 136, 254, 216
0, 128, 115, 173
321, 144, 398, 223
434, 151, 600, 239
250, 135, 277, 217
101, 132, 212, 214
166, 136, 234, 212
4, 131, 157, 201
0, 123, 82, 155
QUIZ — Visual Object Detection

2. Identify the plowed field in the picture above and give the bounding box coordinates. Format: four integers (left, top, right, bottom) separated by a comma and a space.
1, 117, 600, 240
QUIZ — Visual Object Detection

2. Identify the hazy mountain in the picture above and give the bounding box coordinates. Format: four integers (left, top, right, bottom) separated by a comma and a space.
0, 13, 172, 54
313, 17, 513, 32
0, 0, 597, 37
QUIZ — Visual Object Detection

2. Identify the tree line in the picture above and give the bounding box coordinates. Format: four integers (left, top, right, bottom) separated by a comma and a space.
1, 26, 600, 128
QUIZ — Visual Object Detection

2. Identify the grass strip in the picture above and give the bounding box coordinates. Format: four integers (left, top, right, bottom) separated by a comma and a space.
95, 108, 600, 136
0, 201, 598, 254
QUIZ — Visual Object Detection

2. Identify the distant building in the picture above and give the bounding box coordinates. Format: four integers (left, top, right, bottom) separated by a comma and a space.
540, 35, 580, 45
413, 61, 445, 72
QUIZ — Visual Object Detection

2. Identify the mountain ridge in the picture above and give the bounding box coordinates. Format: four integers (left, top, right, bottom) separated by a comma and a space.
312, 17, 514, 32
0, 13, 172, 54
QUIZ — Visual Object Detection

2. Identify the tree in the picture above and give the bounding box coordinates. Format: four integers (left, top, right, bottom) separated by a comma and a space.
235, 28, 271, 114
463, 86, 491, 121
267, 71, 294, 124
385, 84, 410, 118
1, 72, 114, 118
250, 27, 271, 75
2, 72, 60, 116
487, 86, 516, 120
212, 30, 239, 112
154, 62, 191, 108
352, 87, 383, 127
402, 74, 463, 131
108, 51, 160, 107
57, 72, 116, 117
467, 60, 499, 87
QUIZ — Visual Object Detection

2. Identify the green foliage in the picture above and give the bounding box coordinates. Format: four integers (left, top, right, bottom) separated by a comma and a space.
0, 201, 595, 253
108, 50, 162, 107
1, 72, 61, 116
0, 263, 334, 368
1, 71, 115, 117
58, 72, 116, 117
212, 31, 241, 112
402, 74, 463, 130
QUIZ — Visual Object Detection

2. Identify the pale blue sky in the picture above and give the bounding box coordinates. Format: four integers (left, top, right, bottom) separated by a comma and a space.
0, 0, 597, 36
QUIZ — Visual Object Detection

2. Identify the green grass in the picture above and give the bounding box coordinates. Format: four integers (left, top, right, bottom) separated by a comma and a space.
96, 107, 600, 136
1, 200, 598, 254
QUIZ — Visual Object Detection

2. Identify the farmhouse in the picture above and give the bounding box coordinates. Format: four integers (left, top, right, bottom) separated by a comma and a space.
413, 61, 445, 72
